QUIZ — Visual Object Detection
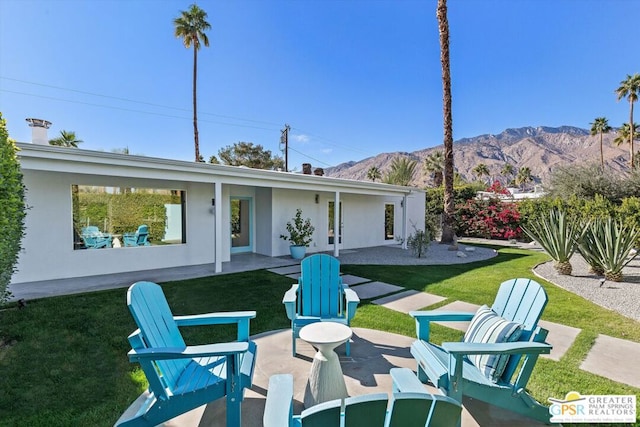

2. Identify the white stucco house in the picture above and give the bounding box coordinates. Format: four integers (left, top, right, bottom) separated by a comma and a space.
12, 142, 426, 285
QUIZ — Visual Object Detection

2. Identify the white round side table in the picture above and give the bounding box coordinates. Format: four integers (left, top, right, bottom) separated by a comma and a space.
299, 321, 352, 408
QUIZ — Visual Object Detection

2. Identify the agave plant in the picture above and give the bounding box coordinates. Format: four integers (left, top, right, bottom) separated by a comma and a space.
581, 217, 640, 282
522, 208, 586, 275
577, 219, 605, 275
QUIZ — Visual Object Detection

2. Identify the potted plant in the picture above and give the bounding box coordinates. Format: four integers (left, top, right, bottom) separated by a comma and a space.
280, 208, 315, 259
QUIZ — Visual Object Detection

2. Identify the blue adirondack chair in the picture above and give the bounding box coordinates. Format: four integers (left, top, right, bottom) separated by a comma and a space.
282, 254, 360, 356
81, 225, 112, 248
115, 281, 257, 427
263, 373, 462, 427
123, 225, 150, 247
410, 278, 552, 424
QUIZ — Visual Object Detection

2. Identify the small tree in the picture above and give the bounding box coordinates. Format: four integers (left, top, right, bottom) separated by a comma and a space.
0, 113, 26, 304
280, 208, 315, 247
217, 141, 284, 170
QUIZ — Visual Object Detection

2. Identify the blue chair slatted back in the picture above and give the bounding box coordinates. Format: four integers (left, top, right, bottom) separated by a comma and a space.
136, 225, 149, 245
491, 278, 548, 383
492, 278, 548, 337
343, 393, 388, 427
300, 254, 342, 318
82, 226, 101, 236
127, 281, 188, 399
300, 399, 342, 427
387, 393, 435, 427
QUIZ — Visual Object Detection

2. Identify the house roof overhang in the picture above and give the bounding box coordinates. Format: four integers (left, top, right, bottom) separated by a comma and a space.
16, 143, 424, 197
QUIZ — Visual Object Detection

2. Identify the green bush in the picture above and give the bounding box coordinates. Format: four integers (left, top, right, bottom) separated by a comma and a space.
0, 113, 26, 304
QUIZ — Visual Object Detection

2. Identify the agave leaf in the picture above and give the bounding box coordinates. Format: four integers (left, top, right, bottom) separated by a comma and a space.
523, 208, 586, 264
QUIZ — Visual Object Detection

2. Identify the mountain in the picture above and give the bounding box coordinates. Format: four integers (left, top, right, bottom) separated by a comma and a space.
324, 126, 630, 188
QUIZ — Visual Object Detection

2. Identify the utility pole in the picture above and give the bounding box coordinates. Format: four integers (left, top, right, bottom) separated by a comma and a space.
280, 124, 291, 172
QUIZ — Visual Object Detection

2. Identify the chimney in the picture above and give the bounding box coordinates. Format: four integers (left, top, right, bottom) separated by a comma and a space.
302, 163, 312, 174
313, 167, 324, 176
26, 118, 52, 145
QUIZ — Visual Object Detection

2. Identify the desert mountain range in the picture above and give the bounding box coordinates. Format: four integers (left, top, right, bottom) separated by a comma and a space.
324, 126, 631, 188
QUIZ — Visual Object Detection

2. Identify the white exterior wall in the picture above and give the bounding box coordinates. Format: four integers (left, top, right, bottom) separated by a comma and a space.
13, 170, 216, 283
13, 144, 426, 284
271, 189, 425, 256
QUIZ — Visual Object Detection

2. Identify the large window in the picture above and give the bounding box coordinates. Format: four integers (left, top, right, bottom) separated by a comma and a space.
385, 203, 395, 240
72, 185, 185, 250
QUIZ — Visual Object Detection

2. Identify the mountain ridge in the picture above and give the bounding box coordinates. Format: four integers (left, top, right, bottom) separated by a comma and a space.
324, 125, 629, 187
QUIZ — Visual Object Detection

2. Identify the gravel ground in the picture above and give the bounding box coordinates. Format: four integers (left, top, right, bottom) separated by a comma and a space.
333, 242, 498, 266
533, 254, 640, 322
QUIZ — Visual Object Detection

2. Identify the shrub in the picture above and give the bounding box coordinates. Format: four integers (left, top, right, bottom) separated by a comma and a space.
0, 113, 26, 305
280, 208, 314, 247
455, 198, 522, 240
407, 227, 430, 258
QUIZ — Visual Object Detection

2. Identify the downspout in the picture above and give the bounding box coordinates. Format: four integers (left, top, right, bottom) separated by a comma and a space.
214, 181, 223, 273
334, 191, 340, 257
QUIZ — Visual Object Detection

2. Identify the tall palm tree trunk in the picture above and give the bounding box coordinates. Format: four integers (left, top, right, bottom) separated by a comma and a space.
600, 131, 604, 170
193, 46, 200, 162
437, 0, 455, 244
630, 101, 635, 169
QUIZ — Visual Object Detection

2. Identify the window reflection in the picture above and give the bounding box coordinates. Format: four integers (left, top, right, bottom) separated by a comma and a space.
72, 185, 185, 249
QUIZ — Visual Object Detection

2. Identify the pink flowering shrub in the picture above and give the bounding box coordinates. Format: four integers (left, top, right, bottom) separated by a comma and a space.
455, 197, 522, 240
486, 180, 511, 196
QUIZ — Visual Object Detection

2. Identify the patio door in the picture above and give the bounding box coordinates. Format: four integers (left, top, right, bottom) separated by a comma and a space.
328, 201, 343, 248
230, 197, 252, 253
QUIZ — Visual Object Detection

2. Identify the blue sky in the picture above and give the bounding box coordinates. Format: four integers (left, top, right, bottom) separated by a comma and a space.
1, 0, 638, 169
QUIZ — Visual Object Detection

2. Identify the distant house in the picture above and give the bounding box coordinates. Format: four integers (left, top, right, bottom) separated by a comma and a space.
12, 143, 425, 284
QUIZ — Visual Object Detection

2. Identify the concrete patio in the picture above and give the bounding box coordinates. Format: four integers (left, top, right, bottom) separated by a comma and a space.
162, 328, 549, 427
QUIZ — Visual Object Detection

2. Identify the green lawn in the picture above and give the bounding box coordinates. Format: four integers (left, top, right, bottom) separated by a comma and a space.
0, 245, 638, 426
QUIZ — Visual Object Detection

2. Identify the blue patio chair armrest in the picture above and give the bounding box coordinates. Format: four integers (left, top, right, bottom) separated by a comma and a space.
344, 288, 360, 322
442, 341, 552, 356
410, 311, 474, 341
174, 311, 256, 326
263, 374, 294, 427
128, 341, 250, 362
175, 311, 256, 341
282, 285, 299, 320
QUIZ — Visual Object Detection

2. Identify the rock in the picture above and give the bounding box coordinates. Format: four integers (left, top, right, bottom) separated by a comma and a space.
448, 244, 459, 251
456, 251, 467, 258
464, 247, 476, 252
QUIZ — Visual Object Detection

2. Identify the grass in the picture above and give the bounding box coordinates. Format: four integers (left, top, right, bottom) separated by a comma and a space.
0, 245, 638, 426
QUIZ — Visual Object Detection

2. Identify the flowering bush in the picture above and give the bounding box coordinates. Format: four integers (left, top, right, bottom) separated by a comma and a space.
486, 180, 511, 196
455, 197, 522, 240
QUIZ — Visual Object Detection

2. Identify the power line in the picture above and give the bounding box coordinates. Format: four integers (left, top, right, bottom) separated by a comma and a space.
0, 76, 283, 127
0, 89, 280, 132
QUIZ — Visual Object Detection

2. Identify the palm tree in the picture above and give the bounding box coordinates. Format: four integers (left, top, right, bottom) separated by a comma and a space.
437, 0, 455, 244
49, 130, 83, 147
501, 163, 515, 185
382, 157, 417, 186
615, 73, 640, 168
423, 150, 444, 186
590, 117, 612, 170
614, 123, 640, 156
174, 4, 211, 162
516, 166, 533, 191
366, 166, 381, 182
472, 163, 490, 184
